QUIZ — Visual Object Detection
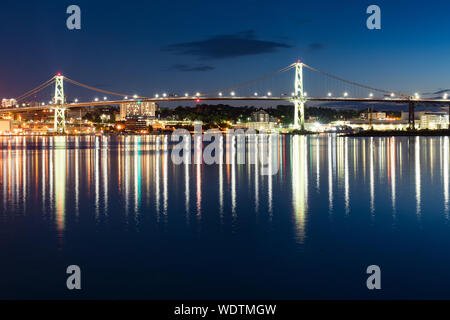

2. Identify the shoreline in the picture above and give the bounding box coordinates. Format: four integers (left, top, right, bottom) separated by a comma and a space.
345, 129, 450, 137
2, 130, 450, 138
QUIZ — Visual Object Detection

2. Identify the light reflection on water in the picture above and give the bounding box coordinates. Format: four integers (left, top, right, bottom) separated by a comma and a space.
1, 134, 450, 231
1, 134, 450, 299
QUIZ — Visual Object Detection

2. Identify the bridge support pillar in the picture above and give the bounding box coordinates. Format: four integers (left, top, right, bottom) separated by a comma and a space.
408, 101, 415, 130
54, 107, 66, 134
294, 61, 306, 130
294, 101, 305, 131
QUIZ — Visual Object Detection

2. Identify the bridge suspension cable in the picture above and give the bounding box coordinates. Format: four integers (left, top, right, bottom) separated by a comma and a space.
302, 63, 408, 98
15, 77, 56, 102
63, 76, 134, 98
199, 63, 296, 97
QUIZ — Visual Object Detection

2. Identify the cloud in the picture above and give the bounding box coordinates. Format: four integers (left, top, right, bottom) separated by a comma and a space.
164, 30, 292, 60
170, 64, 214, 72
308, 43, 325, 51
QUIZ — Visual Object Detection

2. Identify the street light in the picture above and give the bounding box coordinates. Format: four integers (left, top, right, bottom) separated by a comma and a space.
390, 93, 395, 98
74, 99, 78, 103
369, 93, 374, 98
267, 92, 272, 96
163, 93, 167, 98
185, 93, 189, 97
133, 95, 138, 99
103, 96, 107, 100
328, 92, 332, 97
344, 92, 348, 97
95, 98, 99, 102
254, 92, 258, 96
218, 92, 223, 97
230, 91, 235, 96
444, 93, 448, 99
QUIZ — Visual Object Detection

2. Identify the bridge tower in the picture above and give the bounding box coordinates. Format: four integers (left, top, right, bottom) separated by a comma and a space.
53, 74, 66, 133
293, 61, 306, 130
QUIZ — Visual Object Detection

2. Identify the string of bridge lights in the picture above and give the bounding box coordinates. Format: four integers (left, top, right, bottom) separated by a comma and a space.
27, 90, 450, 107
105, 91, 449, 100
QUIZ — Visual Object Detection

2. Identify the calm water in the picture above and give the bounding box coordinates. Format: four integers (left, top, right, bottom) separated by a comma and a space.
0, 134, 450, 299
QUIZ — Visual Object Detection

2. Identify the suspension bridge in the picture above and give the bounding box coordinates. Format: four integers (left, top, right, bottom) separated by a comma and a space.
2, 61, 449, 133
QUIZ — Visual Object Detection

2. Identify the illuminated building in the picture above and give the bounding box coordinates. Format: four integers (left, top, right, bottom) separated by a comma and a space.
420, 112, 449, 130
120, 101, 159, 120
0, 119, 12, 133
251, 109, 270, 122
361, 112, 387, 120
1, 98, 17, 108
340, 119, 410, 131
237, 109, 278, 131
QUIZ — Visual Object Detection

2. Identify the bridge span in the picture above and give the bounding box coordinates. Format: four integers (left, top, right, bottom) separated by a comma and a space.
2, 96, 447, 113
2, 61, 450, 133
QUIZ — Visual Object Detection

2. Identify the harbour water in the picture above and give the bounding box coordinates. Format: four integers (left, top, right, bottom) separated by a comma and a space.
0, 134, 450, 299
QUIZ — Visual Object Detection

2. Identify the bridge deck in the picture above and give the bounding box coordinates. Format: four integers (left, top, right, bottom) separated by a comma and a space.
1, 97, 449, 113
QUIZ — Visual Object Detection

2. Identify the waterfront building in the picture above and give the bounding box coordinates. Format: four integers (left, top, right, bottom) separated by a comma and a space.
342, 119, 410, 131
124, 118, 148, 132
1, 98, 17, 108
251, 109, 270, 122
120, 101, 159, 120
0, 119, 12, 133
361, 112, 387, 120
420, 112, 449, 130
244, 121, 276, 131
235, 109, 278, 131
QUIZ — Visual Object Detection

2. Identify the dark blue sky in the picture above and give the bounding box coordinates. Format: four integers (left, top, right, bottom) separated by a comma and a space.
1, 0, 449, 103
